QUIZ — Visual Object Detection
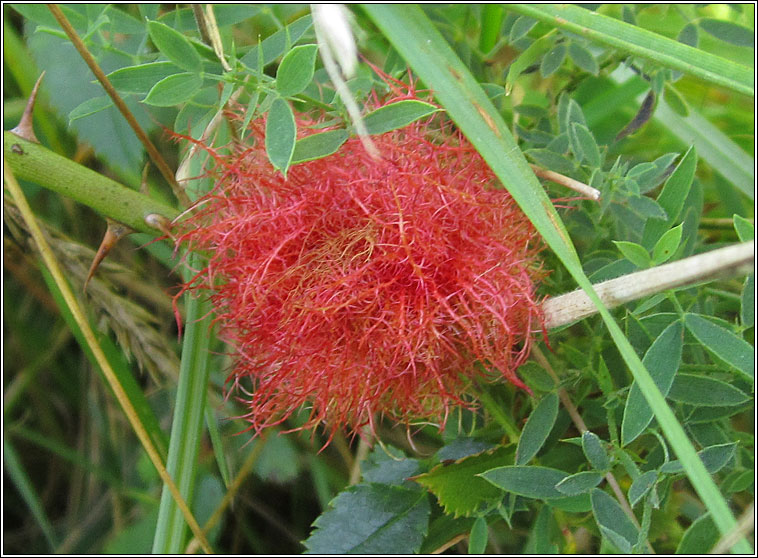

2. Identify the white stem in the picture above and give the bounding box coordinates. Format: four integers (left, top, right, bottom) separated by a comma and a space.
543, 241, 754, 330
530, 164, 601, 201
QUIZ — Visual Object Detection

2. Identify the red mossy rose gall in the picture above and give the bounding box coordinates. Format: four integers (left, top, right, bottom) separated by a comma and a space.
176, 85, 545, 442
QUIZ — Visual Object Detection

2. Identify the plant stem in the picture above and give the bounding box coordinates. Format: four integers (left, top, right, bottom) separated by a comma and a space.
4, 132, 179, 234
542, 241, 755, 329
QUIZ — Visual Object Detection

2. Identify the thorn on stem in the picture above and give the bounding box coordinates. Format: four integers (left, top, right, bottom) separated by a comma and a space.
11, 72, 45, 144
85, 220, 133, 291
145, 213, 175, 240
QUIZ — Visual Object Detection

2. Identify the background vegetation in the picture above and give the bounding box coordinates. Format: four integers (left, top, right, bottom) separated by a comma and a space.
3, 4, 754, 554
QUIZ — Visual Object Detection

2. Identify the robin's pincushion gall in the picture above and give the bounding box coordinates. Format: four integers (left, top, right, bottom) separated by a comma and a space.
177, 80, 545, 442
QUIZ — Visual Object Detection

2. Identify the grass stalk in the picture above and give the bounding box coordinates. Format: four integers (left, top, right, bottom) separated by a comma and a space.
506, 4, 754, 97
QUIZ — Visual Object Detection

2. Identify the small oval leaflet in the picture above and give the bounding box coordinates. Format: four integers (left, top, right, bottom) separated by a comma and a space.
292, 129, 349, 165
147, 20, 203, 73
362, 100, 441, 136
265, 97, 297, 175
143, 73, 203, 107
276, 44, 319, 98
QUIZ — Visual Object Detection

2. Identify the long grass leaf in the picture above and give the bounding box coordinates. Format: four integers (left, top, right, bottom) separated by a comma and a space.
37, 265, 169, 459
506, 4, 753, 97
152, 253, 214, 553
3, 439, 59, 550
362, 6, 751, 553
610, 66, 754, 200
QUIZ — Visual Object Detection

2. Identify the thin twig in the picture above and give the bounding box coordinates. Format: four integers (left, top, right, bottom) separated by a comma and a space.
530, 164, 601, 201
532, 347, 655, 554
47, 4, 191, 207
542, 241, 755, 330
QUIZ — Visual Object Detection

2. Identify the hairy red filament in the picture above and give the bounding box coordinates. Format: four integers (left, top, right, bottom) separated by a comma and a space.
176, 86, 545, 442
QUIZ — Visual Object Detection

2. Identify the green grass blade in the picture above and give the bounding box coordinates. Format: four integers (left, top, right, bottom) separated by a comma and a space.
506, 4, 753, 97
610, 66, 754, 200
152, 251, 214, 553
38, 266, 169, 459
654, 99, 754, 200
4, 439, 59, 550
363, 5, 751, 553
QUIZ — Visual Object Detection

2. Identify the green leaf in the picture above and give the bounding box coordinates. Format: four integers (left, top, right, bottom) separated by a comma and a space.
741, 275, 754, 328
612, 240, 651, 268
142, 72, 203, 107
153, 252, 214, 553
568, 41, 599, 75
582, 431, 610, 471
292, 129, 349, 164
628, 470, 657, 507
147, 20, 202, 73
362, 100, 441, 136
627, 195, 668, 220
684, 314, 754, 380
525, 148, 576, 175
303, 484, 430, 554
627, 153, 678, 193
678, 23, 699, 48
468, 516, 488, 554
698, 18, 754, 48
480, 466, 569, 500
591, 489, 639, 553
265, 97, 297, 175
570, 123, 601, 167
642, 146, 696, 249
650, 95, 754, 200
524, 505, 559, 554
3, 440, 58, 550
241, 15, 313, 71
676, 513, 719, 554
506, 4, 753, 96
420, 515, 475, 554
361, 446, 421, 485
621, 321, 683, 446
548, 493, 592, 513
107, 62, 183, 95
555, 471, 603, 496
276, 44, 319, 98
733, 214, 754, 242
667, 374, 750, 407
255, 434, 300, 483
505, 33, 555, 93
515, 392, 559, 465
651, 223, 683, 265
509, 15, 537, 42
412, 447, 511, 518
479, 5, 505, 53
540, 43, 567, 78
661, 443, 738, 475
68, 95, 112, 123
517, 362, 556, 393
663, 83, 690, 117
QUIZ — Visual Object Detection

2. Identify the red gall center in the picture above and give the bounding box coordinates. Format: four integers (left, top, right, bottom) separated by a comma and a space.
177, 86, 545, 442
